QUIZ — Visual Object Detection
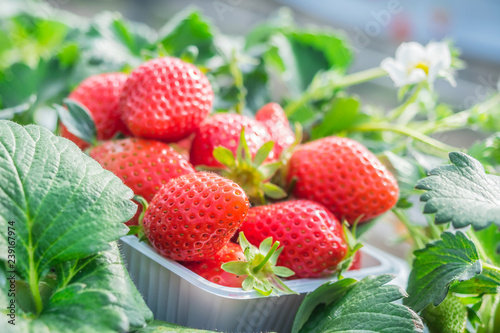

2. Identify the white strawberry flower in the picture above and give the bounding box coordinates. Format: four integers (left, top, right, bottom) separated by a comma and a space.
381, 41, 455, 88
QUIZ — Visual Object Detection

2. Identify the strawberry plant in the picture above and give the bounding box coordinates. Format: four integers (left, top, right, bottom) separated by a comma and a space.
1, 0, 500, 332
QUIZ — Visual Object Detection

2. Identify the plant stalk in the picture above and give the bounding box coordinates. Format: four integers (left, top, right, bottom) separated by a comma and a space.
253, 241, 279, 273
483, 262, 500, 274
29, 256, 43, 314
284, 67, 386, 117
349, 122, 459, 152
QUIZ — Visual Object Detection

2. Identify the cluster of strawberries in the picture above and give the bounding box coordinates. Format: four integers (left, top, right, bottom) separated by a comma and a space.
61, 57, 399, 290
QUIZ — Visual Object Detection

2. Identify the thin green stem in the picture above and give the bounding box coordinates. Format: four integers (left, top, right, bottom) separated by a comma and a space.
421, 93, 500, 134
392, 209, 429, 249
284, 67, 386, 117
427, 220, 443, 241
253, 241, 279, 274
483, 262, 500, 274
230, 49, 246, 114
335, 67, 387, 88
349, 122, 460, 152
467, 229, 490, 262
387, 84, 423, 122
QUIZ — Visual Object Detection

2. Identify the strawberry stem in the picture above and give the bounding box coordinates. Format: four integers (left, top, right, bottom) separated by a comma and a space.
253, 241, 280, 274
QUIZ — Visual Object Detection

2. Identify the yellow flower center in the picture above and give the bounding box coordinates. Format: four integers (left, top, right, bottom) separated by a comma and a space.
414, 62, 429, 75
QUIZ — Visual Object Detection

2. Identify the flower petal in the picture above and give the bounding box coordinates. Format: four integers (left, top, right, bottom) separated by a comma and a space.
381, 57, 408, 87
439, 70, 457, 87
395, 42, 427, 67
426, 42, 452, 69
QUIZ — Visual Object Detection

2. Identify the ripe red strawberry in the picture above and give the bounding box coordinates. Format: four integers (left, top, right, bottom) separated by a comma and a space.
255, 103, 295, 157
143, 172, 249, 261
61, 72, 129, 149
190, 113, 275, 167
287, 137, 399, 223
119, 57, 213, 142
183, 242, 246, 287
89, 138, 195, 225
239, 200, 348, 279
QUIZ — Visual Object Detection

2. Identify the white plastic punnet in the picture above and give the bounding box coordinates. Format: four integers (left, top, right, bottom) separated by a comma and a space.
119, 235, 410, 333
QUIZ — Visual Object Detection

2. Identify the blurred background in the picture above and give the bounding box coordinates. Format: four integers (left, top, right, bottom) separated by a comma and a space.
55, 0, 500, 111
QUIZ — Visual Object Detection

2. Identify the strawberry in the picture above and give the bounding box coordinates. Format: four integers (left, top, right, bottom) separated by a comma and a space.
221, 232, 297, 295
119, 57, 213, 142
183, 242, 246, 288
89, 138, 195, 225
142, 172, 249, 261
239, 200, 348, 279
255, 103, 295, 157
61, 72, 129, 149
170, 135, 193, 160
190, 113, 275, 168
287, 137, 399, 223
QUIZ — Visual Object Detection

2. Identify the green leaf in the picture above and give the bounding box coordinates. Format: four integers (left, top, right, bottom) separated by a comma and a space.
451, 269, 500, 295
0, 58, 72, 126
0, 121, 134, 291
261, 182, 287, 199
221, 261, 249, 276
96, 12, 155, 56
212, 146, 236, 168
269, 30, 352, 96
0, 95, 35, 120
405, 231, 482, 312
416, 152, 500, 230
57, 43, 80, 68
292, 274, 423, 333
2, 247, 150, 332
55, 243, 153, 330
253, 141, 274, 167
158, 9, 215, 64
56, 99, 97, 145
135, 320, 217, 333
467, 133, 500, 173
19, 283, 129, 333
88, 11, 155, 61
311, 95, 360, 139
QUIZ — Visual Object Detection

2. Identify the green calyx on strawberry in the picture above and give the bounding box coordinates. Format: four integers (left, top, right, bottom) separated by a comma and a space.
335, 220, 364, 279
222, 232, 297, 296
127, 195, 149, 241
197, 128, 286, 205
